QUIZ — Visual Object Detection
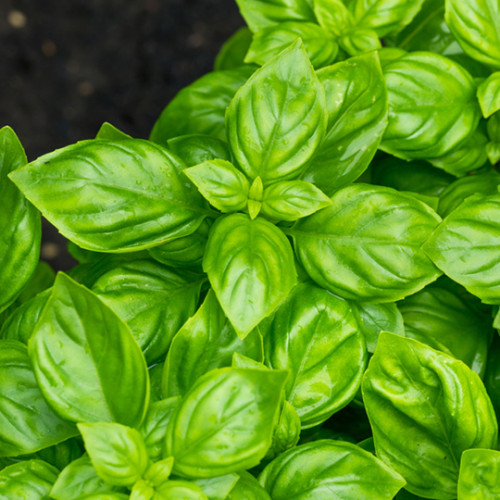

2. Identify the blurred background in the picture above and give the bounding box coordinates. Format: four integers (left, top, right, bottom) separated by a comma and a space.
1, 0, 244, 269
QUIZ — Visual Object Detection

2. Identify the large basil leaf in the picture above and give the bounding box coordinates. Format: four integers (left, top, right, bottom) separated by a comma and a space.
458, 449, 500, 499
163, 290, 263, 398
227, 40, 326, 183
301, 52, 388, 195
203, 213, 296, 337
9, 139, 209, 252
0, 460, 59, 499
423, 192, 500, 303
262, 282, 366, 428
28, 273, 149, 426
214, 27, 253, 71
258, 440, 406, 499
445, 0, 500, 69
150, 67, 254, 143
0, 340, 77, 457
235, 0, 315, 32
91, 259, 204, 363
165, 367, 287, 478
292, 184, 441, 302
363, 332, 498, 499
0, 127, 41, 313
381, 52, 480, 160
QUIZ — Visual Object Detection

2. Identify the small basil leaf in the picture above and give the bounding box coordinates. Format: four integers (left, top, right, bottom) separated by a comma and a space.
261, 180, 331, 221
78, 423, 149, 487
0, 127, 41, 313
314, 0, 353, 36
184, 159, 250, 213
265, 401, 301, 460
245, 22, 338, 68
381, 52, 480, 160
153, 480, 208, 499
166, 134, 232, 167
339, 28, 382, 56
458, 449, 500, 499
95, 122, 131, 140
445, 0, 500, 69
192, 474, 240, 500
363, 332, 498, 498
150, 67, 254, 143
263, 282, 366, 427
163, 290, 264, 398
28, 273, 149, 426
143, 457, 174, 487
9, 139, 208, 253
0, 339, 77, 457
487, 142, 500, 165
423, 192, 500, 303
166, 367, 287, 478
227, 39, 327, 183
203, 213, 297, 337
292, 184, 441, 302
478, 72, 500, 118
302, 52, 388, 195
227, 471, 271, 499
259, 440, 406, 499
214, 27, 254, 71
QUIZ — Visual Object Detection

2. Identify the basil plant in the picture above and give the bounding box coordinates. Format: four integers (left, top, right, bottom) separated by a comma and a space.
1, 0, 500, 498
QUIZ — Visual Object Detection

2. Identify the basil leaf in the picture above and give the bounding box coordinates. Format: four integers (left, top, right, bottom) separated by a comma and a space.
458, 449, 500, 499
95, 122, 131, 140
363, 332, 498, 498
445, 0, 500, 69
78, 423, 149, 487
423, 192, 500, 303
227, 471, 271, 499
0, 127, 41, 313
265, 401, 301, 460
150, 67, 254, 143
203, 213, 297, 337
302, 52, 388, 195
314, 0, 354, 36
9, 139, 208, 253
166, 367, 287, 478
261, 180, 332, 221
30, 438, 83, 472
381, 52, 480, 160
339, 28, 382, 56
0, 459, 58, 499
292, 184, 441, 302
28, 273, 149, 426
184, 159, 250, 213
478, 72, 500, 118
163, 290, 263, 398
214, 27, 254, 71
227, 39, 326, 183
258, 440, 406, 499
0, 339, 77, 457
167, 134, 232, 167
193, 474, 239, 500
263, 282, 366, 428
235, 0, 315, 32
484, 335, 500, 422
245, 22, 338, 68
153, 480, 207, 499
91, 259, 204, 363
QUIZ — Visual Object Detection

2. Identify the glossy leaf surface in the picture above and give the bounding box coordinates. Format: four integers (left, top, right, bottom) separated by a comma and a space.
478, 72, 500, 118
227, 471, 271, 500
458, 449, 500, 499
214, 27, 253, 71
166, 134, 232, 167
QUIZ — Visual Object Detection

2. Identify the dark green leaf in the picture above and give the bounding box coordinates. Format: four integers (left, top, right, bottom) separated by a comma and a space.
0, 460, 58, 499
214, 27, 254, 71
166, 134, 232, 167
95, 122, 132, 140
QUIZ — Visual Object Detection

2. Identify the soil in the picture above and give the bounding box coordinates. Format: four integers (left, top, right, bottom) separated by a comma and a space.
0, 0, 244, 270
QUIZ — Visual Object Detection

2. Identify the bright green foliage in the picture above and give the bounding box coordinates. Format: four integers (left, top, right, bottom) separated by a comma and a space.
458, 449, 500, 499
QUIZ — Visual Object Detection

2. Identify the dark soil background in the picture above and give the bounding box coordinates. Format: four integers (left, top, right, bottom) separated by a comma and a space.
0, 0, 244, 270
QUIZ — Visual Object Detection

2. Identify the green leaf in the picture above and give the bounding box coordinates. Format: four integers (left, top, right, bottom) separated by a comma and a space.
339, 28, 382, 56
0, 460, 59, 500
203, 213, 297, 336
28, 273, 149, 426
381, 52, 480, 160
143, 457, 174, 487
362, 332, 498, 498
166, 135, 232, 168
163, 290, 263, 398
458, 449, 500, 499
314, 0, 354, 37
478, 72, 500, 118
227, 471, 271, 499
95, 122, 131, 140
263, 282, 366, 427
292, 184, 441, 302
301, 52, 388, 195
445, 0, 500, 69
235, 0, 315, 32
214, 27, 254, 71
152, 480, 208, 499
150, 67, 254, 143
9, 139, 208, 253
245, 22, 338, 68
192, 474, 240, 500
258, 440, 406, 499
184, 159, 250, 213
484, 335, 500, 422
0, 340, 77, 457
0, 126, 41, 313
91, 259, 204, 364
261, 180, 331, 221
265, 401, 301, 460
227, 39, 327, 183
423, 192, 500, 303
166, 367, 287, 478
78, 423, 149, 487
